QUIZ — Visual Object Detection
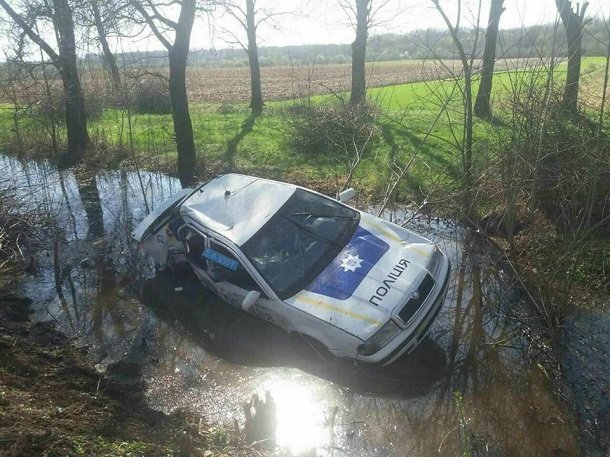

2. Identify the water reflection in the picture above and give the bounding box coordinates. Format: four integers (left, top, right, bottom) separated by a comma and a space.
1, 154, 586, 457
74, 169, 104, 238
140, 269, 447, 397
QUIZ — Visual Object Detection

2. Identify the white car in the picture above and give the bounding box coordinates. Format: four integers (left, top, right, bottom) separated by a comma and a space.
133, 174, 450, 365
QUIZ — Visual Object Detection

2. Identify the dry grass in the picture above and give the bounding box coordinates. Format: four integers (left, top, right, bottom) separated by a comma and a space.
0, 185, 39, 287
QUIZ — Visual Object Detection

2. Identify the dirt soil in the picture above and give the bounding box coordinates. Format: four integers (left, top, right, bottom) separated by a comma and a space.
114, 58, 533, 104
0, 295, 255, 457
185, 59, 533, 103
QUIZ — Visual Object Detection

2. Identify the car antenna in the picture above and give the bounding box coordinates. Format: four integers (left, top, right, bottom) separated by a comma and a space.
224, 188, 231, 197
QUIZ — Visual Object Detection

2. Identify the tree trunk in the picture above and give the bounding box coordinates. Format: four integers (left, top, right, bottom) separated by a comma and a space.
91, 0, 121, 90
556, 0, 589, 114
564, 29, 583, 113
59, 60, 89, 165
52, 0, 89, 165
474, 0, 504, 119
74, 170, 105, 238
349, 0, 369, 106
246, 0, 263, 115
170, 0, 197, 188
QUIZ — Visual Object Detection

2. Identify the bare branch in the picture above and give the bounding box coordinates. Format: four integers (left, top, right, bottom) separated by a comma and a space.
218, 24, 247, 51
0, 0, 60, 63
145, 0, 179, 28
131, 0, 173, 49
223, 4, 248, 30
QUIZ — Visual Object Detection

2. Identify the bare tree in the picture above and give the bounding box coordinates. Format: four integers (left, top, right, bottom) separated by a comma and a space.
220, 0, 283, 115
131, 0, 206, 187
430, 0, 482, 216
555, 0, 589, 113
339, 0, 395, 105
0, 0, 89, 165
474, 0, 505, 119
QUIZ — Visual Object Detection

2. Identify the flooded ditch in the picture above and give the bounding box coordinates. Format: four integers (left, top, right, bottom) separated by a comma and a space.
1, 154, 608, 456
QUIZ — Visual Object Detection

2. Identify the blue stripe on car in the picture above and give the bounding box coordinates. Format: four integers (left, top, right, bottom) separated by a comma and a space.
305, 226, 389, 300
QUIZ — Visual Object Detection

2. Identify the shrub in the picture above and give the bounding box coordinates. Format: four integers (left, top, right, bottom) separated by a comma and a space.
129, 77, 172, 115
482, 72, 610, 323
504, 82, 609, 232
28, 81, 107, 122
216, 103, 242, 115
289, 102, 381, 158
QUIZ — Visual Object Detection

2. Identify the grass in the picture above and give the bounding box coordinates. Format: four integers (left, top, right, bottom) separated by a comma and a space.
0, 57, 607, 201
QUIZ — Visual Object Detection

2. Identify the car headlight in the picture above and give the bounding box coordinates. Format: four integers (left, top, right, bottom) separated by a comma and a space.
427, 247, 445, 276
357, 319, 401, 356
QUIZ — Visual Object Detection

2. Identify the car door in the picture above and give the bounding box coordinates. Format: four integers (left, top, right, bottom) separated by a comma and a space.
132, 188, 193, 242
178, 226, 218, 291
205, 240, 286, 328
131, 188, 194, 270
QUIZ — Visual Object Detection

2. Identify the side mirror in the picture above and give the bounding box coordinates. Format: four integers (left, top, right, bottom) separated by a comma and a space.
241, 290, 260, 311
338, 188, 357, 203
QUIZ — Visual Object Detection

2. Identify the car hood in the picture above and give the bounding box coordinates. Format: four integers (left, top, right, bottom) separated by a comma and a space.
286, 213, 438, 340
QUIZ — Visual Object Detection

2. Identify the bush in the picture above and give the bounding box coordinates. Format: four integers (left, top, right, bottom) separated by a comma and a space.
216, 103, 242, 115
503, 82, 610, 232
129, 77, 172, 115
481, 73, 610, 322
28, 81, 107, 122
289, 102, 381, 158
83, 84, 109, 120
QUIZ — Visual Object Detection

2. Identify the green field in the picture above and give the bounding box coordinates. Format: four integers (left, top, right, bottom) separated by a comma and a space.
0, 57, 607, 200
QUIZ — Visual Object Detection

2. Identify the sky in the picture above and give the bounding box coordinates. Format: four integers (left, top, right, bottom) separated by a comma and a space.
1, 0, 609, 56
187, 0, 610, 51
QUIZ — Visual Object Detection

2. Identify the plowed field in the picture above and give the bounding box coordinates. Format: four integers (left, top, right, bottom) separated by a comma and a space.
185, 58, 533, 103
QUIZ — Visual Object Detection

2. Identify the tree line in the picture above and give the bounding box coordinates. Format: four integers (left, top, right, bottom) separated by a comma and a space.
77, 18, 610, 69
0, 0, 604, 187
169, 19, 610, 67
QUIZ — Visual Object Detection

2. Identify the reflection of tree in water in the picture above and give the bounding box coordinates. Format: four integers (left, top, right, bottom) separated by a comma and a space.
73, 168, 104, 238
91, 239, 126, 343
50, 166, 145, 349
4, 155, 175, 366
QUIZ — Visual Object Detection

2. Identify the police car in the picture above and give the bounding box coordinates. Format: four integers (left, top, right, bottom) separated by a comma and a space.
133, 174, 450, 365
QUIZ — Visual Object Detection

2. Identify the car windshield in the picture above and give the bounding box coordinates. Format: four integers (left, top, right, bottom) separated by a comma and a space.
241, 189, 360, 299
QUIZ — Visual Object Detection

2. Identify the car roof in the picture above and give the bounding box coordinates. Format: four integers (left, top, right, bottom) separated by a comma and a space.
179, 174, 296, 246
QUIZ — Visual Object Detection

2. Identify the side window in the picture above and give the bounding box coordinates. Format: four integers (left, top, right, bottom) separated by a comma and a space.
207, 242, 264, 295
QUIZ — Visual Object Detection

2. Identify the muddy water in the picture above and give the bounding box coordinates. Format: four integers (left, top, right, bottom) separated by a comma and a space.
1, 155, 603, 456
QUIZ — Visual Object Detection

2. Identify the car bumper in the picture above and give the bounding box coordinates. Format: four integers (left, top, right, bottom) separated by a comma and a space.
356, 259, 451, 366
